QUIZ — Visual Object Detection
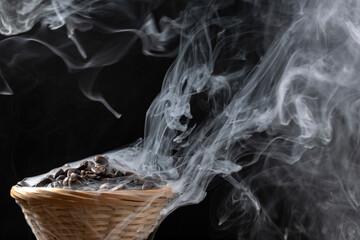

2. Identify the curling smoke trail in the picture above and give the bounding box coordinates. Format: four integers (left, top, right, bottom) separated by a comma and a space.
2, 0, 360, 239
0, 0, 182, 117
141, 1, 360, 239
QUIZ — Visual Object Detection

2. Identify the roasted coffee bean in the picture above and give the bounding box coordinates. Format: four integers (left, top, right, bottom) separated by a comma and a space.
99, 183, 111, 190
56, 175, 66, 181
95, 175, 103, 180
94, 156, 108, 166
50, 181, 62, 188
69, 172, 77, 179
69, 179, 81, 187
54, 169, 65, 178
46, 174, 54, 179
17, 180, 29, 187
146, 174, 166, 185
105, 173, 115, 178
142, 182, 156, 190
126, 182, 141, 189
150, 173, 162, 182
143, 176, 153, 182
143, 176, 163, 185
35, 177, 53, 187
123, 171, 134, 176
62, 177, 69, 186
70, 173, 84, 182
114, 170, 124, 177
65, 168, 77, 177
133, 179, 145, 185
76, 161, 88, 170
111, 184, 127, 191
87, 161, 95, 169
85, 173, 97, 179
91, 165, 107, 175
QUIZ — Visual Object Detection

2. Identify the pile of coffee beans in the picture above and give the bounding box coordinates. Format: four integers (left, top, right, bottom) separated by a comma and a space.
17, 156, 166, 191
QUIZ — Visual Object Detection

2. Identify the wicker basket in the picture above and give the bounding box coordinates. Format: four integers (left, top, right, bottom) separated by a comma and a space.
11, 185, 174, 240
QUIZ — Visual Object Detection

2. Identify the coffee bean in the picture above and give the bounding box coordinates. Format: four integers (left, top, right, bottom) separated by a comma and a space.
70, 173, 84, 182
76, 161, 89, 170
150, 173, 162, 182
87, 161, 95, 169
35, 177, 53, 187
94, 156, 108, 166
69, 179, 81, 187
85, 173, 97, 179
17, 180, 29, 187
54, 169, 65, 179
105, 173, 115, 178
62, 177, 69, 186
133, 179, 145, 185
123, 171, 134, 176
115, 170, 124, 177
56, 175, 65, 181
95, 175, 103, 180
99, 183, 111, 190
46, 174, 54, 179
151, 174, 166, 185
126, 182, 140, 189
91, 165, 107, 176
111, 184, 127, 191
50, 181, 62, 188
69, 172, 77, 179
65, 168, 77, 177
144, 174, 164, 185
142, 182, 156, 190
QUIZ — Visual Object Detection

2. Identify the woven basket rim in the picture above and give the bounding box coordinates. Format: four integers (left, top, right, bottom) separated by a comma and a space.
11, 185, 174, 206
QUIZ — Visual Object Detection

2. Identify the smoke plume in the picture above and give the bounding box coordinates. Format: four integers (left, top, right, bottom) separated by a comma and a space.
3, 0, 360, 239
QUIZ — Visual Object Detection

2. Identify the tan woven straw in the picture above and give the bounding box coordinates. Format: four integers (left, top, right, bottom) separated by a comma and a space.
11, 185, 174, 240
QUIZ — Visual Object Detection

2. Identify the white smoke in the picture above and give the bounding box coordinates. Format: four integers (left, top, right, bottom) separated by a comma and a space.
0, 0, 182, 116
3, 0, 360, 239
141, 0, 360, 239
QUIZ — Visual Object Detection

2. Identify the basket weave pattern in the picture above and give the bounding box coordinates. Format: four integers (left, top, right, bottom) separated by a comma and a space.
11, 186, 173, 240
